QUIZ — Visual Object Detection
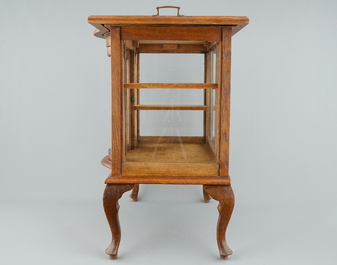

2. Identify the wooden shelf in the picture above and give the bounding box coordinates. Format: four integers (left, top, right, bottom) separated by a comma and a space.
101, 137, 219, 177
134, 105, 207, 111
126, 136, 215, 163
124, 83, 218, 89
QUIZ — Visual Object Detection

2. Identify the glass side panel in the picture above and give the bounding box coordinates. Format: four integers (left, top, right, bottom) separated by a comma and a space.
211, 88, 216, 143
139, 54, 205, 105
123, 42, 219, 164
212, 47, 218, 83
140, 54, 204, 83
139, 89, 204, 105
140, 110, 203, 137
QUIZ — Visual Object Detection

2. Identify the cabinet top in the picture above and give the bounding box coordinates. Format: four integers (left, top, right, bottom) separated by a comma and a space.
87, 15, 249, 26
88, 15, 249, 38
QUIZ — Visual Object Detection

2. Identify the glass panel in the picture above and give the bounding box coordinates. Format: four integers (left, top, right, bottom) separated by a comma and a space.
123, 41, 219, 164
211, 88, 216, 143
208, 44, 218, 156
139, 54, 204, 105
212, 49, 217, 83
140, 110, 203, 137
140, 54, 204, 83
138, 53, 204, 138
140, 89, 204, 105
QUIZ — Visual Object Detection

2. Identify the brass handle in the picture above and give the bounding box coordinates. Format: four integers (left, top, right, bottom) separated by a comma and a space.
155, 6, 183, 16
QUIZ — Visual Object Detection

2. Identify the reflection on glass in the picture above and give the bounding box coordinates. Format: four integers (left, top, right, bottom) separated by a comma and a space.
123, 41, 219, 164
140, 110, 203, 137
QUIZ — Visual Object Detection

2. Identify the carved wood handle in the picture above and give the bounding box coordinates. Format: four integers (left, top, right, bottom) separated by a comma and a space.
155, 6, 183, 16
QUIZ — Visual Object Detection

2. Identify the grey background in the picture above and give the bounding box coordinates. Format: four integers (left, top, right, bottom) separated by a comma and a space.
1, 0, 336, 264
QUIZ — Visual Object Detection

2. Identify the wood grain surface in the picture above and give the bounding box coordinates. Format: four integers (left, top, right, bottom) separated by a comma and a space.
124, 83, 217, 89
129, 184, 139, 202
219, 27, 232, 177
121, 26, 221, 41
122, 162, 218, 177
88, 15, 249, 27
110, 27, 122, 175
103, 184, 135, 259
203, 185, 212, 203
105, 174, 231, 185
138, 43, 208, 53
89, 12, 250, 259
204, 185, 235, 259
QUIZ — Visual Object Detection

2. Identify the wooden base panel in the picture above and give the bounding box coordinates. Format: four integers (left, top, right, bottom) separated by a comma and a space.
122, 162, 219, 177
105, 174, 231, 185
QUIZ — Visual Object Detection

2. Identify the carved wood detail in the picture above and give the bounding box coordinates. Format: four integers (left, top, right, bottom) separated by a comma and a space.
203, 185, 235, 259
103, 184, 135, 259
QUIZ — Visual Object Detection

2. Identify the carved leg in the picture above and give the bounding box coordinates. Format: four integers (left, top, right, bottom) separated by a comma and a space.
129, 184, 139, 202
204, 185, 235, 260
203, 185, 212, 203
103, 184, 134, 259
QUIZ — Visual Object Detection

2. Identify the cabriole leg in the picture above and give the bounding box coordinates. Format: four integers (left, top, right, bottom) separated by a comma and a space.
203, 185, 212, 203
204, 185, 235, 260
129, 184, 139, 202
103, 184, 134, 259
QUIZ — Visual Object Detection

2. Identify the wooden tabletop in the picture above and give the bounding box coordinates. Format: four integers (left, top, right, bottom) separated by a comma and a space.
88, 15, 249, 38
88, 15, 249, 26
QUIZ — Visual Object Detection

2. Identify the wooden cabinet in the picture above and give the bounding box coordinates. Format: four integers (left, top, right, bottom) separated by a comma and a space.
88, 6, 249, 260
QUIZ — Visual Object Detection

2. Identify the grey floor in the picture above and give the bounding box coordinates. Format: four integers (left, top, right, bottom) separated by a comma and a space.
1, 185, 335, 265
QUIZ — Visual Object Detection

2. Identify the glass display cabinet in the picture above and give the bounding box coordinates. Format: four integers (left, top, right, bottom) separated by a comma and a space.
88, 6, 249, 260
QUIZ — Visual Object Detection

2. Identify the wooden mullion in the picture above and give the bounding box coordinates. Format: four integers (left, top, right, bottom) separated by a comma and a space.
219, 27, 232, 177
203, 54, 207, 142
136, 52, 140, 138
129, 50, 137, 149
122, 44, 127, 159
204, 52, 211, 143
215, 43, 220, 162
125, 49, 132, 151
208, 50, 214, 151
110, 27, 122, 175
205, 50, 213, 146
